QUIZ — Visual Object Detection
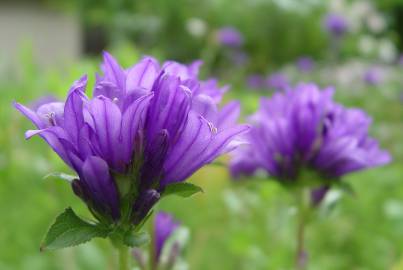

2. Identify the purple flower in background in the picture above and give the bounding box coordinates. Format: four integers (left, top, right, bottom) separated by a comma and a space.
247, 74, 265, 90
297, 57, 315, 73
228, 50, 249, 66
363, 67, 382, 86
133, 212, 183, 269
398, 55, 403, 66
216, 27, 244, 47
266, 72, 289, 91
231, 83, 390, 202
324, 13, 348, 38
14, 52, 249, 225
154, 212, 180, 264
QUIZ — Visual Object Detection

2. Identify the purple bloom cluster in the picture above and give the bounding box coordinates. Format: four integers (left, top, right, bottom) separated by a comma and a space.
297, 57, 315, 73
231, 83, 390, 186
247, 74, 266, 90
216, 27, 244, 47
324, 13, 348, 38
363, 67, 382, 86
154, 212, 180, 263
266, 72, 289, 91
15, 52, 249, 224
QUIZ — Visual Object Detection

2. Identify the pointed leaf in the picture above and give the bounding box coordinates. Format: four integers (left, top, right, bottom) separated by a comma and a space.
163, 182, 203, 198
41, 208, 110, 251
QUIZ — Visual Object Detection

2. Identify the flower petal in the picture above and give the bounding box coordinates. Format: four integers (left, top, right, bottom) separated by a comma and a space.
126, 56, 160, 92
102, 51, 126, 90
87, 96, 124, 172
80, 156, 120, 220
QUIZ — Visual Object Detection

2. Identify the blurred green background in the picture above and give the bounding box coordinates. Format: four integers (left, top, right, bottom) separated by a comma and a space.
1, 0, 403, 269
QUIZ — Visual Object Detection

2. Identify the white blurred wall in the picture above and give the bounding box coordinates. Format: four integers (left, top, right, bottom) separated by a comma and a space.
0, 3, 81, 72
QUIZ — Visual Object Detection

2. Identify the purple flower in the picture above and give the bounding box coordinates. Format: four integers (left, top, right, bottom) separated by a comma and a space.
247, 74, 266, 90
297, 57, 314, 73
154, 212, 180, 263
363, 67, 382, 86
216, 27, 244, 47
228, 50, 249, 66
231, 83, 390, 201
266, 72, 289, 91
14, 52, 249, 224
324, 13, 348, 38
398, 55, 403, 66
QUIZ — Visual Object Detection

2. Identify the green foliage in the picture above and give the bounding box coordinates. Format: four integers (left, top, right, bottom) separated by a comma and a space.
41, 208, 110, 251
123, 231, 150, 247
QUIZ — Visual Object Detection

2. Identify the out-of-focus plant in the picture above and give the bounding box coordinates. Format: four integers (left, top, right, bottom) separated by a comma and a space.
133, 212, 189, 270
230, 83, 391, 269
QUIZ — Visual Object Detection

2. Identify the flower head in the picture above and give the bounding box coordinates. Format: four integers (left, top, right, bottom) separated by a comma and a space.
363, 67, 382, 86
154, 212, 180, 263
216, 27, 244, 47
324, 13, 348, 38
296, 57, 315, 73
266, 72, 289, 91
133, 212, 184, 269
247, 74, 265, 90
15, 52, 249, 225
231, 83, 390, 190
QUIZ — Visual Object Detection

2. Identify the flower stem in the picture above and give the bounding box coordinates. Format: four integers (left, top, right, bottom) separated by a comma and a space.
118, 244, 130, 270
295, 188, 308, 270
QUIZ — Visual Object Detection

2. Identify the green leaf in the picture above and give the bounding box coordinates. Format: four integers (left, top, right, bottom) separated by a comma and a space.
41, 208, 110, 251
336, 181, 356, 196
163, 182, 203, 198
123, 231, 150, 247
44, 172, 78, 183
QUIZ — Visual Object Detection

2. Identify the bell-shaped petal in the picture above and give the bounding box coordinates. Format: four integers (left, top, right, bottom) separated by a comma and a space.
146, 74, 192, 144
126, 57, 160, 92
101, 51, 126, 91
78, 156, 120, 221
121, 93, 153, 163
162, 112, 249, 185
87, 96, 124, 172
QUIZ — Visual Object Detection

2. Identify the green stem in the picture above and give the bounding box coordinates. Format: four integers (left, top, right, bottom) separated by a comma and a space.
295, 188, 308, 270
118, 244, 130, 270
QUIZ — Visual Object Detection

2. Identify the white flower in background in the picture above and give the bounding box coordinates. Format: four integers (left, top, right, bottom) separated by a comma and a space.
366, 13, 386, 33
329, 0, 346, 12
359, 35, 377, 56
350, 0, 373, 19
378, 39, 398, 63
271, 0, 321, 14
347, 0, 373, 32
186, 17, 207, 38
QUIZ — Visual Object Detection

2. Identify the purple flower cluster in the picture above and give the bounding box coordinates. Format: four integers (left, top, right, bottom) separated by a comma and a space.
231, 83, 390, 186
324, 13, 348, 38
15, 52, 249, 224
363, 67, 382, 86
266, 72, 289, 91
297, 57, 315, 73
216, 27, 244, 47
154, 212, 180, 264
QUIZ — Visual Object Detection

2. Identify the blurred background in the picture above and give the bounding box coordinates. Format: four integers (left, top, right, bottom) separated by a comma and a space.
1, 0, 403, 269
